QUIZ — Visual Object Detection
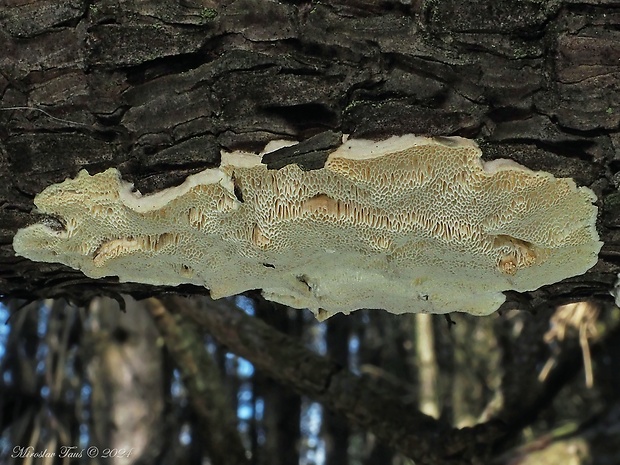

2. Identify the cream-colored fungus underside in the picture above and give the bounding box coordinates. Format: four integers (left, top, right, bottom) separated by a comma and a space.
13, 136, 602, 320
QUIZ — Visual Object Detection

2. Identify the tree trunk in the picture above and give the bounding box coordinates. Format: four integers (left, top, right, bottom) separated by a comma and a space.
1, 0, 619, 307
252, 298, 302, 465
145, 297, 248, 465
86, 297, 167, 465
323, 314, 350, 465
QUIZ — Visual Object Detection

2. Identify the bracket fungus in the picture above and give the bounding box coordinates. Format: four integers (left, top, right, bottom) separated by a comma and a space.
13, 135, 601, 320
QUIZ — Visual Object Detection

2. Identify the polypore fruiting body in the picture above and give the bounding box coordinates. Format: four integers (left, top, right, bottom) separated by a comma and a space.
13, 136, 602, 319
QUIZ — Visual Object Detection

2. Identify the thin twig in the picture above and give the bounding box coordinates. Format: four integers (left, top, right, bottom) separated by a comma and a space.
0, 106, 90, 127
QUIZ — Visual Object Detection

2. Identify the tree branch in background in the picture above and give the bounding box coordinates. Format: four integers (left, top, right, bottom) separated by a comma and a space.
415, 313, 440, 419
146, 298, 249, 465
161, 295, 504, 465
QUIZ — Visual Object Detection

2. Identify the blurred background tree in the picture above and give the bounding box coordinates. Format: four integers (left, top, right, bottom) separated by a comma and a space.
2, 295, 620, 465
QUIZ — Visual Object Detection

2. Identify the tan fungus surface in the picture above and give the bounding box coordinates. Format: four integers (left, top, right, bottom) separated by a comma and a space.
13, 136, 601, 319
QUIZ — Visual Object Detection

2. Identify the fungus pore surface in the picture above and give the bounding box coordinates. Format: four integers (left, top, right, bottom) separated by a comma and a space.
13, 136, 602, 320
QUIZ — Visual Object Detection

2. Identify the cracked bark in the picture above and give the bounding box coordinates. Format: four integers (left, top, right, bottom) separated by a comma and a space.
1, 0, 618, 306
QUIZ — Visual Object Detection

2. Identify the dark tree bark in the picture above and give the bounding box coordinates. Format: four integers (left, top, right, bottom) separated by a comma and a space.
0, 0, 619, 306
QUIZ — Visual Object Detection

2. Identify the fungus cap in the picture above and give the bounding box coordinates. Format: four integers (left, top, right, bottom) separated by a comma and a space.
13, 135, 602, 319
